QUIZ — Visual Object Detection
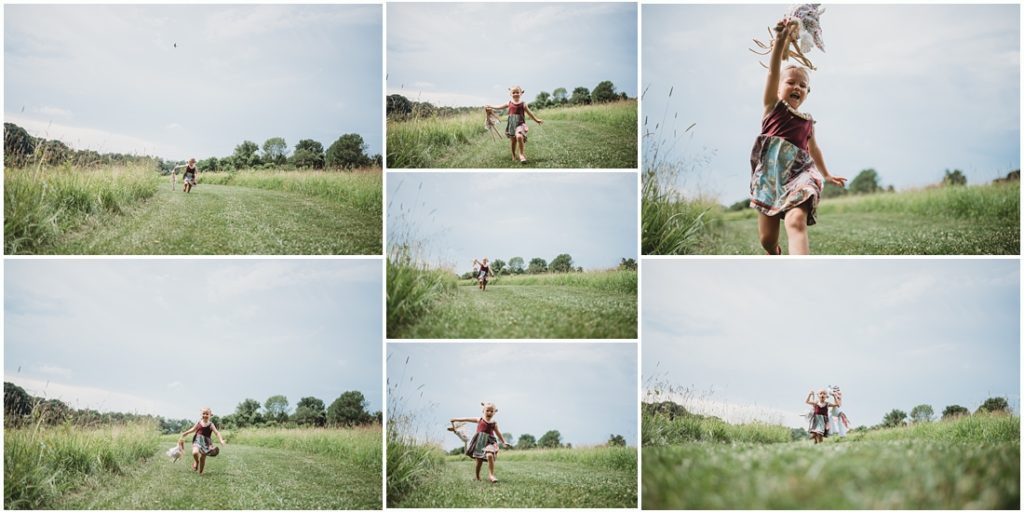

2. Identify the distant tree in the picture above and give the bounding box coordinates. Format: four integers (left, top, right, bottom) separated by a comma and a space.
387, 94, 413, 117
619, 91, 629, 101
848, 168, 883, 195
882, 409, 908, 428
234, 398, 263, 427
264, 395, 290, 423
527, 257, 548, 274
570, 87, 591, 105
292, 139, 325, 169
941, 404, 970, 420
531, 91, 551, 110
976, 397, 1010, 414
491, 259, 507, 275
618, 258, 637, 271
326, 134, 372, 169
4, 122, 36, 166
327, 390, 372, 426
36, 399, 71, 425
643, 401, 688, 419
449, 446, 465, 456
503, 433, 514, 446
592, 81, 617, 103
538, 430, 562, 448
943, 169, 967, 187
789, 427, 808, 441
262, 137, 288, 165
233, 140, 260, 168
551, 88, 568, 105
37, 139, 70, 165
821, 182, 849, 199
549, 253, 574, 273
910, 404, 934, 423
728, 198, 750, 211
294, 396, 327, 427
508, 257, 525, 274
198, 156, 219, 172
607, 434, 626, 447
516, 433, 536, 450
4, 382, 33, 423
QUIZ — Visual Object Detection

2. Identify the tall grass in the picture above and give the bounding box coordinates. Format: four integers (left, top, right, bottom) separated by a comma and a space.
642, 170, 722, 255
818, 182, 1020, 221
4, 421, 160, 509
5, 165, 159, 254
451, 446, 637, 472
199, 168, 382, 213
643, 409, 791, 446
227, 426, 382, 470
386, 245, 458, 338
386, 355, 445, 506
460, 270, 637, 294
847, 413, 1019, 444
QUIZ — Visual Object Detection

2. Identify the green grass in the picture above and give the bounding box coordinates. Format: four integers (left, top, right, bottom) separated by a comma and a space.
642, 414, 1020, 509
199, 168, 382, 214
654, 182, 1020, 255
386, 248, 459, 338
643, 412, 792, 446
387, 101, 637, 168
5, 165, 160, 254
4, 422, 161, 509
389, 271, 638, 339
641, 169, 723, 254
226, 426, 382, 473
389, 447, 637, 508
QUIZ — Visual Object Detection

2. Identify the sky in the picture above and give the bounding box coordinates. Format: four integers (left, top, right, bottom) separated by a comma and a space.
4, 4, 382, 160
388, 343, 637, 449
643, 4, 1020, 202
642, 259, 1020, 429
388, 3, 637, 107
387, 172, 637, 271
4, 260, 382, 421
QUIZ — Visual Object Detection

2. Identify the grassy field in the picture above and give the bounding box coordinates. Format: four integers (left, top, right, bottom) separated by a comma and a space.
388, 447, 637, 508
643, 182, 1020, 255
642, 413, 1020, 509
387, 101, 637, 168
5, 167, 382, 255
5, 425, 382, 509
387, 268, 638, 339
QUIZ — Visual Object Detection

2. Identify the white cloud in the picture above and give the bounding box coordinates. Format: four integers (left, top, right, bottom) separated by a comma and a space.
36, 365, 73, 380
7, 375, 175, 416
37, 105, 72, 118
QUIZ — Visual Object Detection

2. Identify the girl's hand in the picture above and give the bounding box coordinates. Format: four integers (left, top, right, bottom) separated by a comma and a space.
825, 175, 847, 187
536, 119, 544, 125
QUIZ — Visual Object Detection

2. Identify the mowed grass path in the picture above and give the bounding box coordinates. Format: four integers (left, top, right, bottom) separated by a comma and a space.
436, 118, 636, 168
643, 439, 1019, 509
396, 285, 637, 338
49, 184, 381, 254
392, 457, 636, 508
57, 444, 381, 509
710, 211, 1019, 255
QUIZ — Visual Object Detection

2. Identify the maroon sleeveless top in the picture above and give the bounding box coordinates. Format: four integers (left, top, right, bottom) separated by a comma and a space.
813, 403, 829, 416
476, 418, 496, 434
507, 101, 525, 115
761, 100, 813, 152
193, 421, 212, 442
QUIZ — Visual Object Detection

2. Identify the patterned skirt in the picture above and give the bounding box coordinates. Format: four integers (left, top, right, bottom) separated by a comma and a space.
193, 435, 217, 456
465, 432, 499, 460
749, 135, 823, 225
809, 414, 827, 435
506, 114, 527, 141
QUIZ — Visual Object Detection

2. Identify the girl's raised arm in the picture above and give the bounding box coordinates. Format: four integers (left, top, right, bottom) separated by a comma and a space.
764, 20, 797, 114
451, 417, 479, 423
211, 423, 226, 445
524, 105, 543, 124
804, 391, 816, 406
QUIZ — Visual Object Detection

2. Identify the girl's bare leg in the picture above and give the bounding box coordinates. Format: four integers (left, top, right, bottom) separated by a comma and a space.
510, 139, 517, 161
757, 213, 782, 254
474, 459, 483, 480
516, 136, 526, 161
487, 453, 497, 482
199, 454, 207, 474
192, 447, 200, 471
783, 206, 810, 255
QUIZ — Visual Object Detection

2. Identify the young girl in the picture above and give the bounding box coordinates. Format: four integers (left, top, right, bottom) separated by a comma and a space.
450, 402, 510, 482
750, 20, 846, 255
486, 86, 543, 163
178, 407, 226, 475
181, 158, 199, 193
472, 258, 494, 291
805, 389, 832, 444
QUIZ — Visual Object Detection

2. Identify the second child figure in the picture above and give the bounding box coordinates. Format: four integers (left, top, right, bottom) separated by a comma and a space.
749, 20, 846, 255
450, 402, 510, 482
179, 407, 226, 475
486, 86, 543, 164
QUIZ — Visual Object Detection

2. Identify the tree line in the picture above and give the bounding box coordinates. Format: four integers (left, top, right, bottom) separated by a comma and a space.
446, 429, 626, 455
180, 135, 381, 174
4, 122, 161, 169
460, 254, 636, 279
3, 381, 378, 433
386, 80, 631, 120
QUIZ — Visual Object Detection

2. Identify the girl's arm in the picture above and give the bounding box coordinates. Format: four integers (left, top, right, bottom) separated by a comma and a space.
493, 423, 510, 447
805, 391, 816, 406
450, 417, 479, 423
179, 423, 198, 440
808, 134, 846, 187
764, 20, 797, 115
484, 103, 508, 110
524, 105, 543, 124
211, 423, 226, 445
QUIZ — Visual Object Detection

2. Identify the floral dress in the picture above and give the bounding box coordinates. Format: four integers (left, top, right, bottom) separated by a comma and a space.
465, 418, 500, 460
749, 100, 823, 224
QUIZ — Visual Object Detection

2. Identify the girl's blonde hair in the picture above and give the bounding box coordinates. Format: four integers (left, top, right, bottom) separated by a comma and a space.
783, 65, 811, 88
481, 401, 498, 413
200, 407, 213, 416
509, 86, 524, 95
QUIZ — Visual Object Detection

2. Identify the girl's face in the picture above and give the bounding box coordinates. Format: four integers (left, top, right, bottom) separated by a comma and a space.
778, 68, 810, 110
482, 405, 497, 419
818, 392, 828, 403
202, 411, 211, 421
510, 89, 523, 102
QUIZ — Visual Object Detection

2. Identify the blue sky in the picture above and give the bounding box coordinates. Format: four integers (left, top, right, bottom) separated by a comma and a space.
388, 343, 637, 449
4, 260, 382, 421
4, 4, 382, 160
387, 172, 637, 271
388, 3, 637, 107
642, 259, 1020, 428
643, 4, 1020, 203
